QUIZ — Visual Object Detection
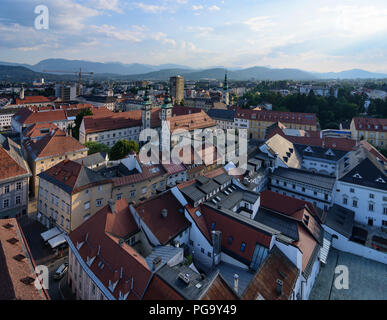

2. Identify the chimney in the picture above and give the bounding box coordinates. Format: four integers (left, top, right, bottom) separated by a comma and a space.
276, 279, 283, 296
161, 208, 168, 218
234, 274, 239, 293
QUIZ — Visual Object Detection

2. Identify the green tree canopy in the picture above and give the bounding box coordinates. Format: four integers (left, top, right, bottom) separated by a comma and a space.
84, 142, 110, 155
72, 108, 93, 140
109, 140, 139, 161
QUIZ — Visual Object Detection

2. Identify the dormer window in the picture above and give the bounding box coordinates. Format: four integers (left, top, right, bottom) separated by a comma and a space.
376, 177, 386, 183
108, 280, 119, 292
304, 146, 313, 153
325, 149, 335, 156
353, 173, 363, 179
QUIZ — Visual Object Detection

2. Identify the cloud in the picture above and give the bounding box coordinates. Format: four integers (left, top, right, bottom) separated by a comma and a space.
208, 5, 220, 11
89, 0, 124, 13
192, 5, 204, 10
134, 2, 167, 13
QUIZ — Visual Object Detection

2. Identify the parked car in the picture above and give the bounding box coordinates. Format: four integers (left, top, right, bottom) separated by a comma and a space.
54, 263, 68, 280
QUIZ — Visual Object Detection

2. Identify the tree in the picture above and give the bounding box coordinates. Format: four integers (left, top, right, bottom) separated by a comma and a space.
109, 140, 139, 160
72, 108, 93, 140
84, 142, 110, 155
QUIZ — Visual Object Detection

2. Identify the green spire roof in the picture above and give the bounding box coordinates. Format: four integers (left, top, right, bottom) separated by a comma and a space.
162, 87, 173, 109
224, 71, 228, 91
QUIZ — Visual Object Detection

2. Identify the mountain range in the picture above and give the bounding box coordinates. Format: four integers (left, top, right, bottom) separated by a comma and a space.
1, 59, 387, 82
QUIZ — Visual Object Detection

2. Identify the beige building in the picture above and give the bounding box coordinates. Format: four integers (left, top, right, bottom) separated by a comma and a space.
37, 160, 113, 233
235, 108, 318, 141
350, 117, 387, 148
22, 126, 88, 197
170, 76, 184, 105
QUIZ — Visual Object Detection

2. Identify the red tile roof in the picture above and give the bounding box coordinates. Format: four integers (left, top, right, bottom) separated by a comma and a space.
143, 275, 184, 300
14, 108, 67, 125
0, 147, 29, 181
353, 117, 387, 132
22, 123, 59, 140
68, 200, 152, 300
200, 273, 238, 300
359, 140, 387, 163
83, 109, 161, 134
0, 219, 49, 300
105, 199, 139, 238
24, 128, 87, 159
135, 191, 191, 245
242, 246, 298, 300
15, 96, 51, 105
235, 108, 317, 126
201, 206, 272, 263
167, 110, 217, 132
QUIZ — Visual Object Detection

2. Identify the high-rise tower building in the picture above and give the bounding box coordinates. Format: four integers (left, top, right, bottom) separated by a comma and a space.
169, 76, 184, 105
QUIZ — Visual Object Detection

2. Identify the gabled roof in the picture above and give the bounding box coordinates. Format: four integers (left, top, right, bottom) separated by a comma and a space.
207, 109, 235, 121
235, 108, 317, 126
353, 117, 387, 132
167, 110, 216, 132
24, 128, 87, 159
22, 123, 59, 140
135, 191, 191, 245
15, 96, 51, 105
264, 134, 302, 168
68, 199, 152, 300
38, 160, 109, 194
242, 246, 299, 300
0, 146, 29, 181
14, 108, 67, 125
339, 157, 387, 190
0, 219, 49, 300
200, 205, 272, 265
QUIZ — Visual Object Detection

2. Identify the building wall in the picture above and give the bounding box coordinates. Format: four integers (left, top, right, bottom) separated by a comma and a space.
0, 176, 29, 218
27, 149, 88, 197
38, 177, 112, 233
80, 124, 141, 146
268, 176, 333, 211
350, 119, 387, 148
335, 180, 387, 228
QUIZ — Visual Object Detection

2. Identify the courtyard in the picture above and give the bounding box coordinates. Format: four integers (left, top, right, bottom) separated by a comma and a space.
310, 248, 387, 300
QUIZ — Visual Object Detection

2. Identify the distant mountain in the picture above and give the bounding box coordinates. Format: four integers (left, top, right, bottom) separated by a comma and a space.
116, 66, 317, 81
315, 69, 387, 79
0, 59, 194, 76
1, 59, 387, 82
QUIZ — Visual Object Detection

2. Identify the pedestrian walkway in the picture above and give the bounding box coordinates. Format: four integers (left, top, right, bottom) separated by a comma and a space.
59, 277, 76, 300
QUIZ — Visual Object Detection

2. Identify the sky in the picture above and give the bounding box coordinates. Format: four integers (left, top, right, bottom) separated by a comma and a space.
0, 0, 387, 72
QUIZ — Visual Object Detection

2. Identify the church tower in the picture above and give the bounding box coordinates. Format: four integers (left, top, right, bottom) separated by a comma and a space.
20, 86, 25, 100
222, 71, 229, 106
142, 86, 152, 130
161, 87, 173, 121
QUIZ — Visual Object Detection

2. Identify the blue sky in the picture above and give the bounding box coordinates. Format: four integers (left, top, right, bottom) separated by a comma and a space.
1, 0, 387, 72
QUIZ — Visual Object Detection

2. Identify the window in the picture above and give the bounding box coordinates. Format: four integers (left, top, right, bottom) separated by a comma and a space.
92, 284, 96, 295
352, 200, 358, 208
325, 194, 328, 200
350, 188, 355, 193
98, 186, 103, 191
60, 216, 64, 226
116, 194, 122, 201
207, 252, 212, 258
302, 187, 305, 192
240, 242, 246, 252
84, 214, 91, 221
369, 203, 374, 212
3, 199, 9, 208
16, 182, 22, 190
384, 207, 387, 215
66, 219, 70, 229
343, 197, 348, 205
84, 202, 90, 210
228, 236, 233, 245
382, 220, 387, 227
141, 187, 147, 194
96, 199, 103, 207
201, 248, 204, 254
15, 195, 21, 205
369, 194, 374, 199
211, 222, 216, 230
4, 185, 9, 193
130, 190, 136, 198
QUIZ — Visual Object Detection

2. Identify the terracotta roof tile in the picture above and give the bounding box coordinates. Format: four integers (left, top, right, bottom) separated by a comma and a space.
0, 219, 49, 300
242, 246, 298, 300
167, 110, 216, 132
0, 147, 29, 181
135, 191, 191, 245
